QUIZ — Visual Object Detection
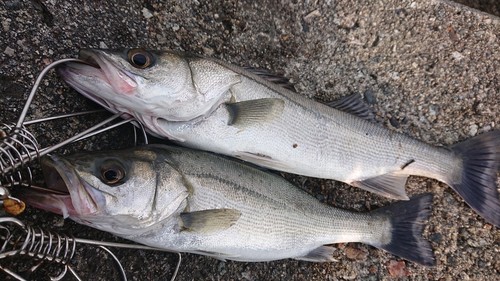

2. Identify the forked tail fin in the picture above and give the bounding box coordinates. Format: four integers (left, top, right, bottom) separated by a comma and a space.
371, 193, 435, 266
449, 130, 500, 227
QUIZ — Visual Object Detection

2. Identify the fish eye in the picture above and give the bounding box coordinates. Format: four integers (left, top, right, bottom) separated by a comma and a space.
127, 48, 154, 69
100, 161, 126, 185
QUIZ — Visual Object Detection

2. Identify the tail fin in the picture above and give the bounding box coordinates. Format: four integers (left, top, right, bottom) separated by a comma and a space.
449, 130, 500, 227
371, 193, 435, 266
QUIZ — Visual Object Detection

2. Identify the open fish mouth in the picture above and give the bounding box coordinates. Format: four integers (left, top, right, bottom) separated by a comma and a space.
56, 49, 138, 112
16, 155, 101, 218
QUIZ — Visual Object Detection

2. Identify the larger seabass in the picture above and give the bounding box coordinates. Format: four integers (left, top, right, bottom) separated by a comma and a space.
57, 48, 500, 227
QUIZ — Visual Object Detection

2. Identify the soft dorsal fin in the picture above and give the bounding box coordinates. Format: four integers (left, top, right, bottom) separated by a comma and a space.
226, 98, 285, 127
244, 67, 296, 92
326, 93, 375, 121
180, 209, 241, 233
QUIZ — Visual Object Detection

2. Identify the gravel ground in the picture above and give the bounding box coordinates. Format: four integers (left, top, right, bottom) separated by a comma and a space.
454, 0, 500, 17
1, 0, 499, 280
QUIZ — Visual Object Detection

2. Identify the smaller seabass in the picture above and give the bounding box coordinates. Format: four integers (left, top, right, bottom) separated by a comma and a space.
21, 145, 434, 265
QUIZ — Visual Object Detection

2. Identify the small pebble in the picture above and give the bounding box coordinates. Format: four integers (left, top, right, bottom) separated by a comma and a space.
344, 245, 368, 261
430, 233, 442, 243
387, 260, 409, 277
451, 51, 464, 61
2, 19, 10, 32
304, 9, 321, 23
202, 46, 214, 56
468, 124, 478, 136
364, 89, 377, 105
217, 261, 226, 275
142, 7, 153, 19
4, 0, 21, 10
389, 116, 400, 128
342, 270, 358, 280
3, 46, 15, 56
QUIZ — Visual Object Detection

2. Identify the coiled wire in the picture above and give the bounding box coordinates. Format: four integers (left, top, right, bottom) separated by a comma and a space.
0, 217, 77, 281
0, 123, 40, 188
0, 217, 181, 281
0, 217, 76, 264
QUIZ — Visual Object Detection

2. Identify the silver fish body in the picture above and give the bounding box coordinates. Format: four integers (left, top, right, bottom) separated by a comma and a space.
57, 49, 500, 226
19, 145, 434, 265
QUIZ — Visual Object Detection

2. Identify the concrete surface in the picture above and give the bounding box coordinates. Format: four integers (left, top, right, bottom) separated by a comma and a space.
454, 0, 500, 17
0, 0, 498, 280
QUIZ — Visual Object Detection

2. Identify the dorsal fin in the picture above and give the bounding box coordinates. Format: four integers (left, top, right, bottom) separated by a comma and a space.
326, 93, 375, 121
244, 67, 296, 92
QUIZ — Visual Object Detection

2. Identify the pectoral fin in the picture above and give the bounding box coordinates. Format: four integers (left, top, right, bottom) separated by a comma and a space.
226, 98, 285, 126
351, 173, 409, 200
180, 209, 241, 233
295, 246, 338, 262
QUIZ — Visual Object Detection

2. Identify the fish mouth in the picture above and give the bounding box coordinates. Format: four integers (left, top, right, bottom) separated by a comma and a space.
56, 49, 138, 112
17, 155, 102, 218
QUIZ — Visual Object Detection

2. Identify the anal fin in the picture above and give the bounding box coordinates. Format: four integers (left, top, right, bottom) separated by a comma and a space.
180, 209, 241, 233
351, 173, 409, 200
294, 246, 338, 262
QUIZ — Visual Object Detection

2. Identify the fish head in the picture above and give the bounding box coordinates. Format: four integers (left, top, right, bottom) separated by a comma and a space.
57, 48, 240, 128
19, 148, 189, 236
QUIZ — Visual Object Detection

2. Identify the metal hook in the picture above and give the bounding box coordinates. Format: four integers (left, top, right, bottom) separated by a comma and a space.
171, 253, 182, 281
98, 246, 127, 281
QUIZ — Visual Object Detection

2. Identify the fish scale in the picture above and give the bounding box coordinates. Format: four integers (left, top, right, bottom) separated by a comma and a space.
143, 148, 391, 260
150, 148, 392, 250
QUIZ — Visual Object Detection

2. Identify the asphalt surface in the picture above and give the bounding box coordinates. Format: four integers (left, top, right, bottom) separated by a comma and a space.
0, 0, 499, 280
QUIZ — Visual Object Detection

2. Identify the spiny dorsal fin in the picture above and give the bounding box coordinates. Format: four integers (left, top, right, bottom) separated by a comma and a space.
226, 98, 285, 127
244, 67, 296, 92
180, 209, 241, 233
326, 93, 375, 121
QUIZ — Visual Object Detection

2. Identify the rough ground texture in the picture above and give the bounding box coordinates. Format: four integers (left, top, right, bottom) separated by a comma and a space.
0, 0, 499, 280
455, 0, 500, 17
